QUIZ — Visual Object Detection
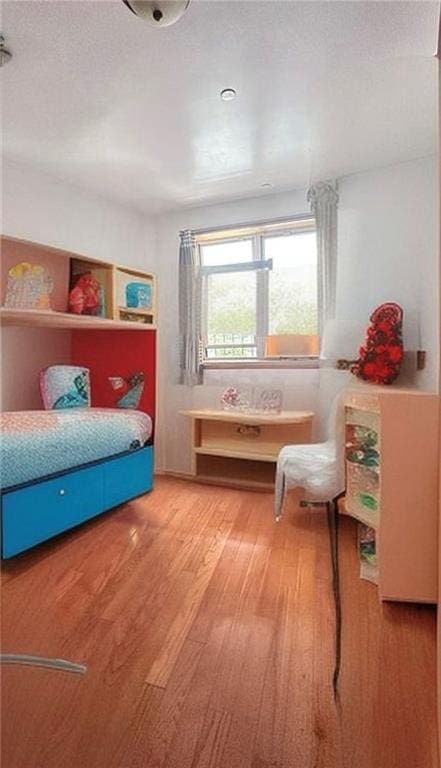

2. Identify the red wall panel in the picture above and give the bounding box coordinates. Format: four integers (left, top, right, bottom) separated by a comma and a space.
71, 329, 156, 432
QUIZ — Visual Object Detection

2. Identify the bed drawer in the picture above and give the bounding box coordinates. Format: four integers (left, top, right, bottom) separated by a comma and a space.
1, 464, 104, 558
103, 446, 153, 509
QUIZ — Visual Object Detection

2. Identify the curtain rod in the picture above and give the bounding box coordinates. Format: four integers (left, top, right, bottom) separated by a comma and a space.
191, 211, 313, 237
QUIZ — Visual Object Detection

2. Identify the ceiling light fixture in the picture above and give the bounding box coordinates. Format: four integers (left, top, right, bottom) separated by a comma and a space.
261, 182, 273, 189
0, 35, 12, 67
122, 0, 190, 27
220, 88, 237, 102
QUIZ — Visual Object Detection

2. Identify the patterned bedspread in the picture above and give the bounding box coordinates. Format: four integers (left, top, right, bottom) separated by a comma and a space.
1, 409, 153, 490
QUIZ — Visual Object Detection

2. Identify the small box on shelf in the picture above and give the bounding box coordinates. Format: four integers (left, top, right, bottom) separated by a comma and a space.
117, 307, 154, 325
115, 266, 155, 324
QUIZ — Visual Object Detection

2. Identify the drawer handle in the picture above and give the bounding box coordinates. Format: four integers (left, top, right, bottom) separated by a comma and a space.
59, 489, 66, 496
237, 425, 261, 438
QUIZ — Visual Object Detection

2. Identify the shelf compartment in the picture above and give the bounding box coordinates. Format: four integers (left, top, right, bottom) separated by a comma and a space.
181, 408, 313, 492
195, 453, 276, 490
358, 523, 378, 584
194, 446, 278, 463
198, 418, 310, 459
346, 406, 381, 432
345, 461, 380, 528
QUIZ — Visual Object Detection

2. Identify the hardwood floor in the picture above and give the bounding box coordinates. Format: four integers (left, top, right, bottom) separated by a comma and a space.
1, 477, 437, 768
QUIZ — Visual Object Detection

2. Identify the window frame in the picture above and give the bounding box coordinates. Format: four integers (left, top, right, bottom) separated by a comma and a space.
197, 216, 317, 365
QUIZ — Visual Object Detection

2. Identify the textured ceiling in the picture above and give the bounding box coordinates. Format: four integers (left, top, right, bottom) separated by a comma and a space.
2, 0, 439, 213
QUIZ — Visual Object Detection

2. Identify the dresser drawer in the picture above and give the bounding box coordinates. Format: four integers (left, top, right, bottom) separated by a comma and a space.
2, 464, 104, 558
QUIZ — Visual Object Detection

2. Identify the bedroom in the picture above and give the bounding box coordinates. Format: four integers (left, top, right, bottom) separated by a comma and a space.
0, 1, 440, 767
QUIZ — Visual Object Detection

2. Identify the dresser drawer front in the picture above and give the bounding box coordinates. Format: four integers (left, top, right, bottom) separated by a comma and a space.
2, 464, 104, 558
199, 419, 311, 458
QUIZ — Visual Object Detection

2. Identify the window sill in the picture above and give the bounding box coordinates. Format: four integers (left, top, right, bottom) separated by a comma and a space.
202, 357, 320, 371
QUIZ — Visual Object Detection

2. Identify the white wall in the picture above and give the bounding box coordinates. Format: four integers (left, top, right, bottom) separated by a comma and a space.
155, 155, 438, 473
155, 189, 323, 473
1, 328, 72, 410
2, 155, 438, 467
315, 155, 439, 431
2, 158, 156, 267
336, 156, 438, 391
1, 159, 157, 411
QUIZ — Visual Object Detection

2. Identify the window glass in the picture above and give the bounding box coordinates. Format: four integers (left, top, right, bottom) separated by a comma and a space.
206, 270, 257, 358
200, 239, 253, 267
198, 222, 318, 360
265, 232, 318, 335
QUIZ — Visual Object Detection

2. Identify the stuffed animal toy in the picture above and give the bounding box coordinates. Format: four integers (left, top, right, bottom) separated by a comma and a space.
69, 272, 101, 315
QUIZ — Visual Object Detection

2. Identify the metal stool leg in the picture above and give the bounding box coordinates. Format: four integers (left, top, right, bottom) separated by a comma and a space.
274, 469, 286, 522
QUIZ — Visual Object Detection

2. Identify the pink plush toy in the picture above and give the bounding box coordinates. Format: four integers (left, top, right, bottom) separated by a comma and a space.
69, 272, 100, 315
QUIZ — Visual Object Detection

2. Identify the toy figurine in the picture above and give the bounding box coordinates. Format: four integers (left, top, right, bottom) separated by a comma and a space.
108, 372, 145, 409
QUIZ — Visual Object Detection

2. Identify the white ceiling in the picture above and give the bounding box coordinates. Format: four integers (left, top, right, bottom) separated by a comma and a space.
2, 0, 439, 214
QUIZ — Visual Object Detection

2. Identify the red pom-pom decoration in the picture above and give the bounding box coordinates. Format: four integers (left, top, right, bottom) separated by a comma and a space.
350, 303, 404, 385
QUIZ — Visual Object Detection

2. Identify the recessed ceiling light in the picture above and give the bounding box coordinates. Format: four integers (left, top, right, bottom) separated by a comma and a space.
261, 182, 273, 189
220, 88, 237, 102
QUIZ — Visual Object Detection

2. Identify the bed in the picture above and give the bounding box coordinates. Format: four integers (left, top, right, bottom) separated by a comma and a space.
1, 408, 154, 558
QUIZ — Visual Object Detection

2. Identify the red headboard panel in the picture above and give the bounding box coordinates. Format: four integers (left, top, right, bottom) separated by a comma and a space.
71, 329, 156, 429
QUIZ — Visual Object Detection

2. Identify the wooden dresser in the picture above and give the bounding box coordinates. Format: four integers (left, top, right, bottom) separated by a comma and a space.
342, 389, 439, 603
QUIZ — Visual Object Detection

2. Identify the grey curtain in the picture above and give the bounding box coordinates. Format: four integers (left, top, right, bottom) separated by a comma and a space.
179, 229, 203, 386
307, 180, 339, 341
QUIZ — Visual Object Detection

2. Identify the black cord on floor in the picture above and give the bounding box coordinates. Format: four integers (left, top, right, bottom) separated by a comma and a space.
327, 498, 342, 701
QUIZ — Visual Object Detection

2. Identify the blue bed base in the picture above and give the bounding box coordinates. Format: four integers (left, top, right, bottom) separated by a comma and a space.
1, 445, 154, 558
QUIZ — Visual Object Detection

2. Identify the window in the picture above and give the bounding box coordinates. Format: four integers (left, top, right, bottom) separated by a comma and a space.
198, 218, 318, 361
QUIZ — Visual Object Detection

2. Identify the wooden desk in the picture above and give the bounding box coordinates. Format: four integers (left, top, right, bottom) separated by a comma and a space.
341, 389, 439, 603
180, 409, 313, 491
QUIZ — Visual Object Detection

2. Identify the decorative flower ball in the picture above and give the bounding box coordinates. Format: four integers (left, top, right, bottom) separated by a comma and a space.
350, 302, 404, 386
221, 386, 240, 408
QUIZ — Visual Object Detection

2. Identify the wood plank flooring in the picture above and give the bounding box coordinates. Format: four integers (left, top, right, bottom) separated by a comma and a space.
1, 477, 437, 768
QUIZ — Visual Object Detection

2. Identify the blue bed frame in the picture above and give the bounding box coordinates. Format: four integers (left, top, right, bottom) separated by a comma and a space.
1, 445, 154, 558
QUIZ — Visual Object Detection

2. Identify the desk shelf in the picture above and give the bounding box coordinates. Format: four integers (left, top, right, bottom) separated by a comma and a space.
194, 446, 278, 463
180, 408, 313, 491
